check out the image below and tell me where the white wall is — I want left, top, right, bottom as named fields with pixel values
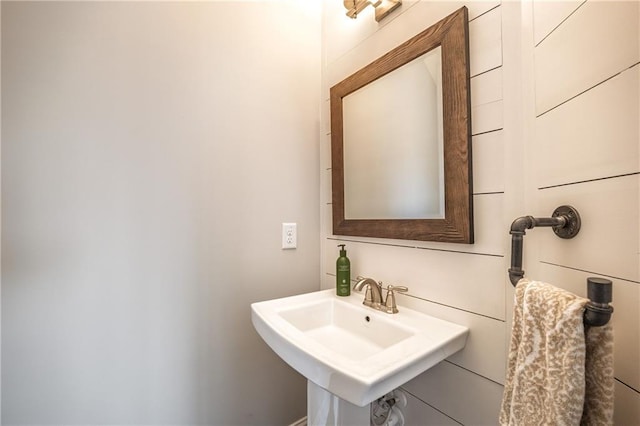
left=1, top=1, right=320, bottom=424
left=321, top=1, right=639, bottom=424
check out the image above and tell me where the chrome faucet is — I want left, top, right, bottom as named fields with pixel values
left=353, top=276, right=384, bottom=308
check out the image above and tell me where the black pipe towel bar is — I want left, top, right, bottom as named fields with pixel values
left=508, top=205, right=613, bottom=327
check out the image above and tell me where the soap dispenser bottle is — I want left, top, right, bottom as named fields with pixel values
left=336, top=244, right=351, bottom=296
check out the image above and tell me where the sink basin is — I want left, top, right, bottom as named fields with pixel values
left=251, top=289, right=469, bottom=406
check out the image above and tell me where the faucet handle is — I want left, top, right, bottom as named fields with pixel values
left=384, top=285, right=408, bottom=314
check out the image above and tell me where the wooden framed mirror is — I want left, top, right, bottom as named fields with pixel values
left=330, top=6, right=472, bottom=243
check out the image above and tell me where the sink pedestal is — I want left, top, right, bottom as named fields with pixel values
left=307, top=381, right=369, bottom=426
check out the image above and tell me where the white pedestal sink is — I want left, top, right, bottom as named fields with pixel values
left=251, top=290, right=469, bottom=425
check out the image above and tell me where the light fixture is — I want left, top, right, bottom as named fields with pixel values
left=343, top=0, right=401, bottom=22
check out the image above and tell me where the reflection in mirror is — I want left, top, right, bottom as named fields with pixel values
left=343, top=47, right=443, bottom=220
left=331, top=6, right=472, bottom=243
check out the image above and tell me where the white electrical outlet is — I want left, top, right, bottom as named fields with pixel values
left=282, top=223, right=297, bottom=249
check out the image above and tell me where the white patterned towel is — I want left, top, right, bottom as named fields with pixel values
left=499, top=279, right=614, bottom=426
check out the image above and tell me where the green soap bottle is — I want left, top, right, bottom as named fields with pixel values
left=336, top=244, right=351, bottom=297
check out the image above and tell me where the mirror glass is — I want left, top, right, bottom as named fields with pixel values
left=343, top=47, right=443, bottom=220
left=331, top=6, right=473, bottom=243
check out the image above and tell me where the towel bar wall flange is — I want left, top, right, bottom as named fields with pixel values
left=508, top=205, right=613, bottom=327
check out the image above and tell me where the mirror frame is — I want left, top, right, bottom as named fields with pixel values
left=330, top=6, right=473, bottom=243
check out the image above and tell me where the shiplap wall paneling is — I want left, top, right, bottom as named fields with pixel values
left=535, top=65, right=639, bottom=188
left=469, top=5, right=502, bottom=77
left=536, top=175, right=639, bottom=283
left=532, top=0, right=585, bottom=46
left=402, top=391, right=461, bottom=425
left=472, top=99, right=502, bottom=135
left=402, top=361, right=503, bottom=425
left=534, top=0, right=639, bottom=115
left=321, top=239, right=505, bottom=319
left=471, top=67, right=503, bottom=136
left=471, top=67, right=502, bottom=105
left=465, top=194, right=503, bottom=255
left=531, top=0, right=640, bottom=420
left=614, top=381, right=640, bottom=425
left=321, top=139, right=331, bottom=197
left=473, top=131, right=504, bottom=194
left=397, top=294, right=506, bottom=384
left=322, top=98, right=331, bottom=141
